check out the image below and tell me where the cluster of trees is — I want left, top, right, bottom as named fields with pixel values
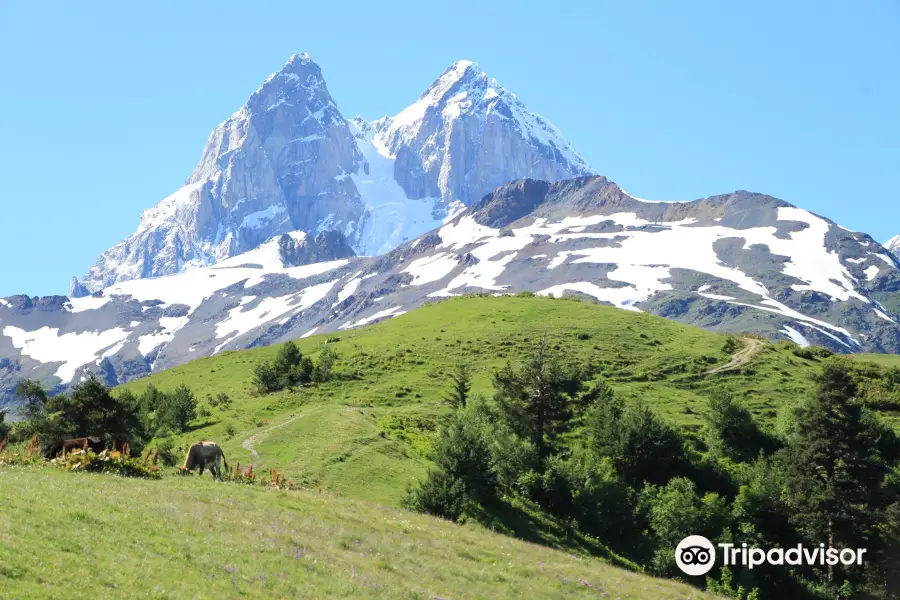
left=252, top=341, right=337, bottom=394
left=404, top=337, right=900, bottom=600
left=6, top=375, right=202, bottom=462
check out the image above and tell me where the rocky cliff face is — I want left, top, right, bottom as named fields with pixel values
left=77, top=55, right=593, bottom=292
left=81, top=54, right=363, bottom=292
left=373, top=60, right=591, bottom=214
left=5, top=176, right=900, bottom=409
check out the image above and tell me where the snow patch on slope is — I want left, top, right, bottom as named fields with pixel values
left=427, top=208, right=870, bottom=345
left=781, top=325, right=811, bottom=347
left=3, top=326, right=130, bottom=383
left=339, top=306, right=407, bottom=330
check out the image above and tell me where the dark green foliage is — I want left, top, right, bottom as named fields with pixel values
left=593, top=398, right=688, bottom=488
left=528, top=451, right=635, bottom=548
left=551, top=453, right=635, bottom=548
left=435, top=404, right=497, bottom=504
left=274, top=340, right=302, bottom=377
left=164, top=385, right=198, bottom=431
left=493, top=335, right=580, bottom=457
left=705, top=392, right=778, bottom=462
left=275, top=340, right=309, bottom=388
left=399, top=336, right=900, bottom=596
left=443, top=362, right=471, bottom=410
left=401, top=468, right=467, bottom=521
left=641, top=477, right=730, bottom=576
left=51, top=375, right=146, bottom=453
left=405, top=401, right=498, bottom=519
left=780, top=362, right=897, bottom=591
left=0, top=409, right=8, bottom=440
left=487, top=421, right=540, bottom=496
left=791, top=346, right=834, bottom=361
left=312, top=348, right=337, bottom=384
left=252, top=341, right=337, bottom=393
left=584, top=385, right=625, bottom=457
left=136, top=383, right=197, bottom=436
left=253, top=361, right=279, bottom=394
left=14, top=375, right=148, bottom=453
left=299, top=355, right=315, bottom=383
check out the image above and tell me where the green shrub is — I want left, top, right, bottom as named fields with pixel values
left=253, top=361, right=279, bottom=394
left=154, top=437, right=179, bottom=467
left=401, top=468, right=468, bottom=521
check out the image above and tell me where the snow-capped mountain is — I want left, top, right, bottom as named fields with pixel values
left=886, top=234, right=900, bottom=257
left=4, top=176, right=900, bottom=408
left=77, top=54, right=592, bottom=293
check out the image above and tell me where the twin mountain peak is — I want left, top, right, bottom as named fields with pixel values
left=74, top=53, right=593, bottom=295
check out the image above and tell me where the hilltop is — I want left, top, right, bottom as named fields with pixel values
left=117, top=295, right=831, bottom=505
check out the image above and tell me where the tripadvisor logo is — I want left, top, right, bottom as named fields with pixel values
left=676, top=535, right=717, bottom=576
left=675, top=535, right=868, bottom=576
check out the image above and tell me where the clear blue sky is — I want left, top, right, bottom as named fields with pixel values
left=1, top=1, right=898, bottom=297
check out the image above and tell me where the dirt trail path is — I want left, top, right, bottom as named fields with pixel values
left=241, top=414, right=302, bottom=467
left=706, top=336, right=764, bottom=374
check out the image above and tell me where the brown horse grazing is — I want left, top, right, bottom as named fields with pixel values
left=179, top=441, right=228, bottom=480
left=43, top=436, right=105, bottom=459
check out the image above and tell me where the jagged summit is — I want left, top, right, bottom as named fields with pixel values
left=379, top=58, right=591, bottom=175
left=286, top=52, right=313, bottom=64
left=76, top=54, right=593, bottom=292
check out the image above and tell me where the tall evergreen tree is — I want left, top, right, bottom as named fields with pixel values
left=609, top=400, right=687, bottom=488
left=274, top=340, right=302, bottom=375
left=444, top=362, right=472, bottom=410
left=493, top=335, right=578, bottom=457
left=783, top=362, right=895, bottom=588
left=705, top=391, right=775, bottom=462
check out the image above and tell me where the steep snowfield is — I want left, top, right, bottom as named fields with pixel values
left=348, top=120, right=451, bottom=255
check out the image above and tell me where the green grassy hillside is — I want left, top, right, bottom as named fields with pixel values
left=120, top=296, right=829, bottom=506
left=0, top=466, right=713, bottom=599
left=848, top=352, right=900, bottom=368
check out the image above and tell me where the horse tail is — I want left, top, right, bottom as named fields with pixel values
left=181, top=444, right=194, bottom=471
left=220, top=448, right=228, bottom=474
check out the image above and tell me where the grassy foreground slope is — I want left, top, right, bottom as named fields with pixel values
left=0, top=466, right=713, bottom=600
left=120, top=296, right=827, bottom=505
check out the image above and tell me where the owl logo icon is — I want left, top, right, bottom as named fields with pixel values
left=675, top=535, right=716, bottom=576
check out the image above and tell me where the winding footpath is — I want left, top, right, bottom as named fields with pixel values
left=706, top=336, right=765, bottom=375
left=241, top=414, right=303, bottom=467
